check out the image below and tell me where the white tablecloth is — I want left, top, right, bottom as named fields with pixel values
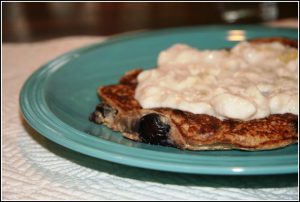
left=3, top=32, right=298, bottom=200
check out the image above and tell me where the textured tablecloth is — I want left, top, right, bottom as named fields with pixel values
left=3, top=30, right=299, bottom=200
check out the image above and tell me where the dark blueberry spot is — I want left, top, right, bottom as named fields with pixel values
left=89, top=112, right=97, bottom=122
left=137, top=113, right=171, bottom=146
left=89, top=103, right=117, bottom=124
left=89, top=111, right=103, bottom=124
left=96, top=103, right=117, bottom=118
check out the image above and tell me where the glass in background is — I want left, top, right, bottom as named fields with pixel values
left=218, top=2, right=278, bottom=24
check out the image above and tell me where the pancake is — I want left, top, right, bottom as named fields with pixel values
left=90, top=37, right=298, bottom=150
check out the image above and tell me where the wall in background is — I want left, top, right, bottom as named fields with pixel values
left=3, top=2, right=298, bottom=42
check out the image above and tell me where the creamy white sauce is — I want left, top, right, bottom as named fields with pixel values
left=135, top=42, right=298, bottom=120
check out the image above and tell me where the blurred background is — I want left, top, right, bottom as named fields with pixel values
left=3, top=2, right=298, bottom=42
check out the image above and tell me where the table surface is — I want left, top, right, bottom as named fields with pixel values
left=2, top=23, right=299, bottom=200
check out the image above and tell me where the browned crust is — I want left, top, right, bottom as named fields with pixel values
left=99, top=79, right=298, bottom=150
left=249, top=37, right=298, bottom=48
left=100, top=84, right=141, bottom=111
left=93, top=37, right=298, bottom=151
left=119, top=69, right=143, bottom=85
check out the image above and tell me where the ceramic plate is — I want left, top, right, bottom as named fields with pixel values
left=20, top=25, right=298, bottom=175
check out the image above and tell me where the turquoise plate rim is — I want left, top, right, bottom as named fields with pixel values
left=20, top=25, right=298, bottom=175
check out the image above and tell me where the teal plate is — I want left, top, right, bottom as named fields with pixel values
left=20, top=25, right=298, bottom=175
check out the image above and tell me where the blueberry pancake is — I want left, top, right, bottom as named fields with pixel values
left=90, top=37, right=298, bottom=150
